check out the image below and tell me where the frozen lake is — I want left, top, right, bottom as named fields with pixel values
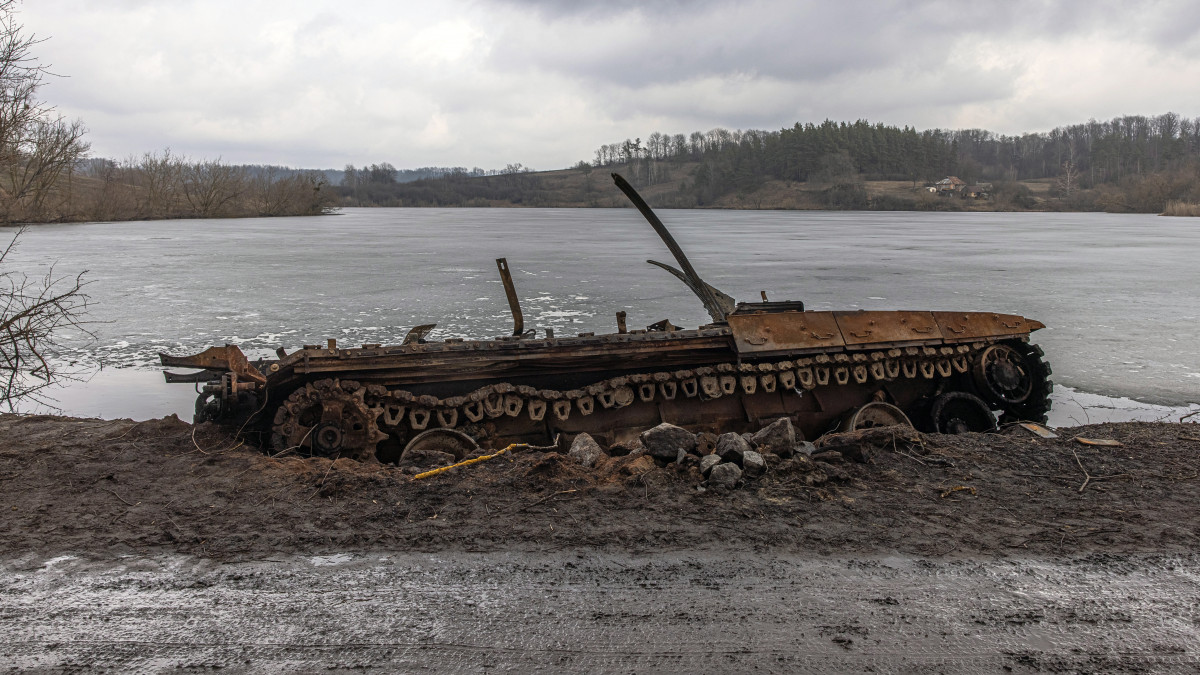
left=4, top=207, right=1198, bottom=422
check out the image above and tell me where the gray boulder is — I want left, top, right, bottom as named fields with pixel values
left=752, top=417, right=796, bottom=455
left=567, top=433, right=605, bottom=468
left=699, top=453, right=722, bottom=477
left=793, top=441, right=816, bottom=457
left=707, top=462, right=743, bottom=488
left=640, top=423, right=697, bottom=461
left=742, top=450, right=766, bottom=478
left=715, top=432, right=751, bottom=463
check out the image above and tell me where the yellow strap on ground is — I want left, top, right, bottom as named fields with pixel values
left=412, top=443, right=527, bottom=480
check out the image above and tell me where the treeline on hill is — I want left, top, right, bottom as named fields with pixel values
left=596, top=114, right=1200, bottom=211
left=363, top=114, right=1200, bottom=212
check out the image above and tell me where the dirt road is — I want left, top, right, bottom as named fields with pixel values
left=2, top=551, right=1197, bottom=673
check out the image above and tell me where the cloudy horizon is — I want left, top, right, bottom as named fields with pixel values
left=19, top=0, right=1200, bottom=171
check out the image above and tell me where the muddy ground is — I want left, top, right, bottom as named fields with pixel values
left=1, top=414, right=1199, bottom=559
left=3, top=414, right=1200, bottom=672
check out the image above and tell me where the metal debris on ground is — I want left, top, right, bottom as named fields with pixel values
left=1074, top=437, right=1124, bottom=447
left=1019, top=422, right=1059, bottom=438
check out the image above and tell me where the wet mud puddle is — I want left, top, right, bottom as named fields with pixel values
left=2, top=551, right=1196, bottom=672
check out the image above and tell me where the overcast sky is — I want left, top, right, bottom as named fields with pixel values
left=19, top=0, right=1200, bottom=171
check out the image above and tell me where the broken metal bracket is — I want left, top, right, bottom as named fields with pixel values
left=496, top=257, right=525, bottom=337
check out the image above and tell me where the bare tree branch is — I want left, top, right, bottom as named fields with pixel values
left=0, top=226, right=93, bottom=409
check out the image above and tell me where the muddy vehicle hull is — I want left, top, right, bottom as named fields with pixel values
left=161, top=174, right=1051, bottom=463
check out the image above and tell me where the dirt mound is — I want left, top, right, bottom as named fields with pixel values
left=2, top=413, right=1198, bottom=559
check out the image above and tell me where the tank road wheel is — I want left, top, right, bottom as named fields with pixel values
left=972, top=344, right=1035, bottom=404
left=843, top=402, right=913, bottom=431
left=398, top=429, right=479, bottom=469
left=930, top=391, right=997, bottom=434
left=972, top=342, right=1053, bottom=424
left=271, top=379, right=386, bottom=461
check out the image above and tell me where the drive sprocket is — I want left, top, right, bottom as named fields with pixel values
left=271, top=379, right=386, bottom=461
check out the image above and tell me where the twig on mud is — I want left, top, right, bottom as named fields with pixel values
left=270, top=425, right=313, bottom=459
left=1079, top=528, right=1122, bottom=537
left=248, top=486, right=290, bottom=509
left=896, top=450, right=927, bottom=465
left=190, top=424, right=209, bottom=455
left=164, top=513, right=184, bottom=531
left=101, top=487, right=136, bottom=506
left=1180, top=410, right=1199, bottom=422
left=1071, top=448, right=1092, bottom=493
left=511, top=489, right=578, bottom=514
left=307, top=461, right=338, bottom=500
left=107, top=420, right=149, bottom=441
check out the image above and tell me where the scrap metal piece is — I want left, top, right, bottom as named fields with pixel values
left=159, top=345, right=266, bottom=385
left=1075, top=437, right=1123, bottom=447
left=496, top=258, right=524, bottom=337
left=402, top=324, right=437, bottom=345
left=612, top=173, right=735, bottom=323
left=1019, top=422, right=1059, bottom=439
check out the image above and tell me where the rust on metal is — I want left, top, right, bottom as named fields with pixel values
left=834, top=310, right=941, bottom=346
left=496, top=258, right=524, bottom=337
left=728, top=305, right=844, bottom=355
left=159, top=344, right=266, bottom=385
left=932, top=311, right=1046, bottom=342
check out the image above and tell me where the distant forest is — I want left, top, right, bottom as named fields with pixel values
left=347, top=113, right=1200, bottom=213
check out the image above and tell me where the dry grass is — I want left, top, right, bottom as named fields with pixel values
left=1162, top=200, right=1200, bottom=216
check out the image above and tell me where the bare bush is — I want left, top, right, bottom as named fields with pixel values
left=0, top=227, right=90, bottom=408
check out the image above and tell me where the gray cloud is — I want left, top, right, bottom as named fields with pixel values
left=15, top=0, right=1200, bottom=169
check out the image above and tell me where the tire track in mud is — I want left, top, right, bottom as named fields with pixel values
left=2, top=552, right=1197, bottom=673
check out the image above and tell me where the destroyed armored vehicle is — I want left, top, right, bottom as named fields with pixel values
left=161, top=174, right=1052, bottom=463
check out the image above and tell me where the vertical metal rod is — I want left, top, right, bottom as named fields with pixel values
left=496, top=258, right=524, bottom=337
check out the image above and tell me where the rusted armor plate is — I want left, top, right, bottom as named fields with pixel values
left=932, top=312, right=1046, bottom=342
left=727, top=310, right=844, bottom=355
left=834, top=311, right=941, bottom=347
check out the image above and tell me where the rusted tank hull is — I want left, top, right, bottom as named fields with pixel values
left=162, top=309, right=1051, bottom=463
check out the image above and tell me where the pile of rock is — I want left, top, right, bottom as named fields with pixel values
left=564, top=417, right=888, bottom=491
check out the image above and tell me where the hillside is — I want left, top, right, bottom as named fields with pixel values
left=335, top=114, right=1200, bottom=213
left=337, top=161, right=1061, bottom=212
